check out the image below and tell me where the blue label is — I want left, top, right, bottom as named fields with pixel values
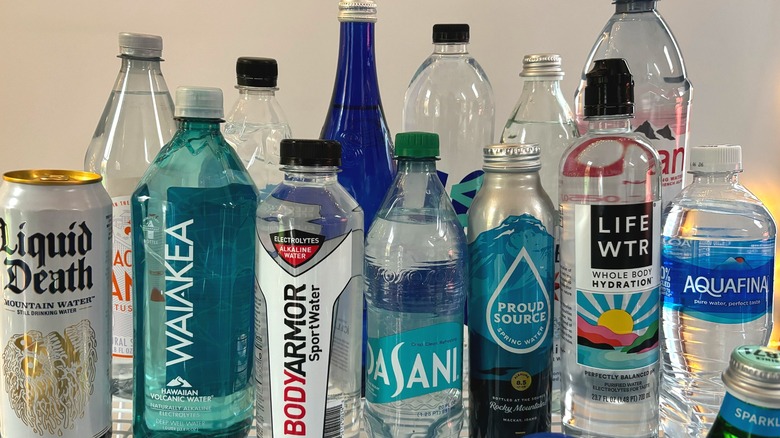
left=661, top=238, right=775, bottom=323
left=444, top=169, right=484, bottom=228
left=720, top=392, right=780, bottom=436
left=365, top=322, right=462, bottom=403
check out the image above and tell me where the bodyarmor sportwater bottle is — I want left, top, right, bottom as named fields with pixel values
left=559, top=59, right=662, bottom=437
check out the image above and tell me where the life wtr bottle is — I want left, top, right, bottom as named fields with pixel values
left=661, top=145, right=776, bottom=437
left=574, top=0, right=692, bottom=208
left=84, top=32, right=176, bottom=398
left=131, top=86, right=256, bottom=437
left=468, top=144, right=555, bottom=436
left=255, top=139, right=364, bottom=438
left=364, top=132, right=467, bottom=438
left=559, top=58, right=662, bottom=437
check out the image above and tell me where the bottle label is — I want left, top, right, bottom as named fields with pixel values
left=257, top=228, right=360, bottom=438
left=632, top=117, right=687, bottom=206
left=442, top=169, right=484, bottom=228
left=111, top=196, right=133, bottom=360
left=662, top=238, right=775, bottom=323
left=469, top=214, right=554, bottom=433
left=365, top=322, right=462, bottom=404
left=719, top=392, right=780, bottom=436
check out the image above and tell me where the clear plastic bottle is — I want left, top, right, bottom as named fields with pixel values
left=573, top=0, right=692, bottom=208
left=83, top=32, right=176, bottom=399
left=132, top=87, right=256, bottom=437
left=501, top=53, right=580, bottom=413
left=660, top=145, right=776, bottom=438
left=224, top=57, right=292, bottom=200
left=559, top=58, right=662, bottom=437
left=364, top=132, right=467, bottom=438
left=403, top=23, right=495, bottom=227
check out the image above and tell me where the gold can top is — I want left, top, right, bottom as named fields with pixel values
left=3, top=169, right=103, bottom=185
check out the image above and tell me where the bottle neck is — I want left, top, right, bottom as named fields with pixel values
left=615, top=0, right=656, bottom=13
left=586, top=116, right=633, bottom=134
left=331, top=21, right=381, bottom=106
left=117, top=56, right=168, bottom=92
left=236, top=86, right=278, bottom=99
left=177, top=118, right=223, bottom=132
left=433, top=43, right=468, bottom=55
left=690, top=171, right=740, bottom=186
left=398, top=158, right=438, bottom=174
left=483, top=168, right=542, bottom=187
left=520, top=78, right=563, bottom=98
left=283, top=166, right=340, bottom=184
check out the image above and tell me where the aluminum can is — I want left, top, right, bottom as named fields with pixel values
left=0, top=170, right=112, bottom=438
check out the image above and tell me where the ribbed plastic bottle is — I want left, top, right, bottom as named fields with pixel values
left=84, top=32, right=176, bottom=399
left=364, top=132, right=467, bottom=438
left=559, top=58, right=662, bottom=437
left=131, top=86, right=256, bottom=437
left=224, top=57, right=292, bottom=200
left=403, top=23, right=495, bottom=227
left=501, top=53, right=580, bottom=413
left=660, top=145, right=776, bottom=438
left=574, top=0, right=692, bottom=208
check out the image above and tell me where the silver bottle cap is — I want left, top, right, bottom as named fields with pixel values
left=483, top=144, right=541, bottom=171
left=520, top=53, right=564, bottom=80
left=722, top=345, right=780, bottom=408
left=338, top=0, right=377, bottom=22
left=119, top=32, right=163, bottom=58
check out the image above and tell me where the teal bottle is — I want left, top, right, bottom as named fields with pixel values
left=131, top=86, right=256, bottom=437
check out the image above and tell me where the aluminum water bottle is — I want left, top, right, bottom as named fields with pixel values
left=660, top=145, right=776, bottom=438
left=574, top=0, right=692, bottom=208
left=559, top=58, right=662, bottom=437
left=224, top=57, right=292, bottom=200
left=84, top=32, right=176, bottom=399
left=501, top=53, right=580, bottom=413
left=364, top=132, right=467, bottom=438
left=256, top=139, right=364, bottom=437
left=403, top=23, right=495, bottom=227
left=468, top=144, right=555, bottom=436
left=131, top=87, right=256, bottom=437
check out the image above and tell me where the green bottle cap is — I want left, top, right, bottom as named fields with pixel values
left=395, top=132, right=439, bottom=158
left=723, top=345, right=780, bottom=406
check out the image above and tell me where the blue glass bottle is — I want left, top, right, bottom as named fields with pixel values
left=132, top=86, right=256, bottom=437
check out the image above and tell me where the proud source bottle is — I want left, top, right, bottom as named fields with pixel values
left=84, top=32, right=176, bottom=398
left=255, top=139, right=364, bottom=437
left=364, top=132, right=467, bottom=438
left=574, top=0, right=692, bottom=207
left=660, top=145, right=776, bottom=438
left=559, top=58, right=662, bottom=437
left=501, top=53, right=580, bottom=413
left=224, top=57, right=292, bottom=200
left=468, top=144, right=555, bottom=436
left=131, top=87, right=256, bottom=437
left=403, top=23, right=495, bottom=227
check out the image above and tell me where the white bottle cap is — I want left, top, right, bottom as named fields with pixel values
left=174, top=86, right=224, bottom=119
left=688, top=144, right=743, bottom=173
left=118, top=32, right=163, bottom=58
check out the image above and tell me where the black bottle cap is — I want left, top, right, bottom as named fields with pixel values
left=280, top=139, right=341, bottom=167
left=583, top=58, right=634, bottom=118
left=236, top=57, right=278, bottom=87
left=432, top=24, right=469, bottom=43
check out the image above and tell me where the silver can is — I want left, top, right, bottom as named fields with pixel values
left=0, top=170, right=112, bottom=438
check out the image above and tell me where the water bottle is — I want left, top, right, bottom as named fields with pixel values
left=131, top=86, right=256, bottom=437
left=501, top=53, right=580, bottom=413
left=403, top=23, right=495, bottom=227
left=660, top=144, right=776, bottom=438
left=574, top=0, right=692, bottom=208
left=84, top=32, right=176, bottom=399
left=224, top=57, right=292, bottom=200
left=559, top=58, right=662, bottom=437
left=364, top=132, right=467, bottom=438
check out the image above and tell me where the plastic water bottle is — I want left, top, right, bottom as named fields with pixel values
left=403, top=23, right=495, bottom=227
left=574, top=0, right=692, bottom=208
left=224, top=57, right=292, bottom=200
left=131, top=87, right=256, bottom=436
left=660, top=145, right=776, bottom=438
left=559, top=58, right=662, bottom=437
left=84, top=32, right=176, bottom=399
left=364, top=132, right=467, bottom=438
left=501, top=53, right=580, bottom=413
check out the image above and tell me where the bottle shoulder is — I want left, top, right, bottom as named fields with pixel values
left=259, top=181, right=363, bottom=229
left=406, top=55, right=493, bottom=96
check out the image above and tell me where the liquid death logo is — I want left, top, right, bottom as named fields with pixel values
left=271, top=230, right=324, bottom=268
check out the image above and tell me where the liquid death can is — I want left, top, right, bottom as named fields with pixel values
left=0, top=170, right=112, bottom=438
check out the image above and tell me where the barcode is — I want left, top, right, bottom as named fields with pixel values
left=323, top=401, right=344, bottom=438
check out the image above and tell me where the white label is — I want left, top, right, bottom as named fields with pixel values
left=111, top=196, right=133, bottom=359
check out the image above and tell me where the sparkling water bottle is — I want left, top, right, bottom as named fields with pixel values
left=660, top=145, right=776, bottom=438
left=224, top=57, right=292, bottom=200
left=559, top=58, right=662, bottom=437
left=132, top=86, right=256, bottom=437
left=84, top=32, right=176, bottom=399
left=364, top=132, right=467, bottom=438
left=403, top=23, right=495, bottom=227
left=574, top=0, right=692, bottom=208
